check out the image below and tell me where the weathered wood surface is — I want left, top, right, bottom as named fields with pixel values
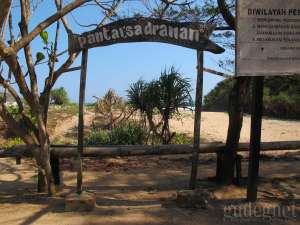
left=68, top=17, right=225, bottom=54
left=1, top=141, right=299, bottom=158
left=77, top=48, right=88, bottom=194
left=190, top=50, right=204, bottom=189
left=247, top=76, right=264, bottom=202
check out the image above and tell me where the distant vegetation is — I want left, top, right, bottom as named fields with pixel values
left=204, top=76, right=300, bottom=119
left=50, top=87, right=70, bottom=105
left=92, top=89, right=133, bottom=130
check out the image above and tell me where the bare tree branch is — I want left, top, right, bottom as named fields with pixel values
left=54, top=0, right=73, bottom=34
left=217, top=0, right=235, bottom=30
left=4, top=52, right=33, bottom=105
left=204, top=67, right=233, bottom=79
left=20, top=0, right=39, bottom=105
left=97, top=0, right=121, bottom=27
left=9, top=0, right=92, bottom=54
left=0, top=72, right=24, bottom=112
left=0, top=0, right=12, bottom=38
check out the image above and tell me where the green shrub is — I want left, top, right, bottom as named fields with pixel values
left=3, top=137, right=24, bottom=148
left=50, top=87, right=70, bottom=105
left=110, top=122, right=147, bottom=145
left=84, top=122, right=147, bottom=146
left=170, top=133, right=192, bottom=144
left=84, top=130, right=110, bottom=146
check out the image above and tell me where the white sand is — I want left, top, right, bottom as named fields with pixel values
left=170, top=111, right=300, bottom=143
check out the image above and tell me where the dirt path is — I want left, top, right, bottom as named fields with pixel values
left=0, top=152, right=299, bottom=225
left=50, top=111, right=95, bottom=143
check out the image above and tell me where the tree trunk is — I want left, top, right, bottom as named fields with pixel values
left=40, top=142, right=56, bottom=195
left=36, top=109, right=56, bottom=196
left=216, top=77, right=248, bottom=185
left=161, top=112, right=170, bottom=144
left=37, top=169, right=47, bottom=192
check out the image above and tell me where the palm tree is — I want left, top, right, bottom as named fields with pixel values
left=127, top=67, right=192, bottom=144
left=156, top=67, right=193, bottom=143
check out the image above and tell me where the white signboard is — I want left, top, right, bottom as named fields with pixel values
left=237, top=0, right=300, bottom=76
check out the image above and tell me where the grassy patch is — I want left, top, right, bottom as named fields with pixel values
left=84, top=122, right=147, bottom=146
left=3, top=137, right=24, bottom=148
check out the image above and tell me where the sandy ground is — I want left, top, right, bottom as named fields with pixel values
left=1, top=110, right=298, bottom=144
left=50, top=111, right=94, bottom=144
left=170, top=111, right=300, bottom=142
left=0, top=152, right=299, bottom=225
left=0, top=111, right=300, bottom=224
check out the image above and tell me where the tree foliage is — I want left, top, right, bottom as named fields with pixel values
left=204, top=76, right=300, bottom=119
left=50, top=87, right=70, bottom=105
left=127, top=67, right=192, bottom=144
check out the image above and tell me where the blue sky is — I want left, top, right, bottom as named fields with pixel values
left=55, top=43, right=225, bottom=103
left=6, top=1, right=229, bottom=103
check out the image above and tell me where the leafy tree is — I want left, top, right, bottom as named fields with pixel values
left=50, top=87, right=70, bottom=105
left=205, top=76, right=300, bottom=119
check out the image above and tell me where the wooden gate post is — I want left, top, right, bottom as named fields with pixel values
left=189, top=50, right=204, bottom=189
left=77, top=48, right=88, bottom=194
left=247, top=76, right=264, bottom=201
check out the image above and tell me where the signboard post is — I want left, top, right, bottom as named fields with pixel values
left=77, top=48, right=88, bottom=194
left=189, top=50, right=204, bottom=189
left=237, top=0, right=300, bottom=201
left=247, top=76, right=264, bottom=202
left=237, top=0, right=300, bottom=76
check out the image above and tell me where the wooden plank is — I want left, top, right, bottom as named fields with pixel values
left=77, top=48, right=88, bottom=194
left=247, top=77, right=264, bottom=202
left=68, top=17, right=225, bottom=54
left=189, top=50, right=204, bottom=189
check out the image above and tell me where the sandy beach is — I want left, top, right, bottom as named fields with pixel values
left=170, top=111, right=300, bottom=143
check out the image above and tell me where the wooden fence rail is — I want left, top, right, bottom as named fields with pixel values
left=0, top=141, right=299, bottom=159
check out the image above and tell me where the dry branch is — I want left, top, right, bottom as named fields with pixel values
left=204, top=67, right=232, bottom=78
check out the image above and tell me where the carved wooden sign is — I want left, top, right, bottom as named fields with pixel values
left=68, top=17, right=224, bottom=54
